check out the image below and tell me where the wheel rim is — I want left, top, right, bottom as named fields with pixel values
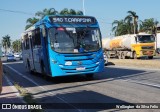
left=134, top=52, right=137, bottom=59
left=121, top=53, right=125, bottom=59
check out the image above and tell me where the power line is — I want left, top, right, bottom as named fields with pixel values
left=0, top=8, right=34, bottom=16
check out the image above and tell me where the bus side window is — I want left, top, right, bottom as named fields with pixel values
left=34, top=28, right=41, bottom=48
left=24, top=34, right=30, bottom=50
left=26, top=38, right=30, bottom=49
left=32, top=30, right=36, bottom=48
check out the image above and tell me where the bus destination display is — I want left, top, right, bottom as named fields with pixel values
left=49, top=16, right=96, bottom=24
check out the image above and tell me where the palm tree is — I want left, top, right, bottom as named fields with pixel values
left=12, top=40, right=21, bottom=52
left=60, top=8, right=83, bottom=15
left=112, top=20, right=121, bottom=36
left=2, top=35, right=11, bottom=54
left=112, top=20, right=129, bottom=36
left=125, top=11, right=139, bottom=34
left=35, top=8, right=58, bottom=18
left=25, top=8, right=83, bottom=30
left=139, top=18, right=159, bottom=34
left=25, top=17, right=39, bottom=30
left=76, top=10, right=83, bottom=15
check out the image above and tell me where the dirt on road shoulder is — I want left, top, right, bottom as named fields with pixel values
left=108, top=59, right=160, bottom=69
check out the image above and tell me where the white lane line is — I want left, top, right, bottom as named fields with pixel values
left=3, top=61, right=23, bottom=64
left=4, top=64, right=82, bottom=112
left=122, top=79, right=160, bottom=88
left=106, top=65, right=160, bottom=71
left=3, top=74, right=26, bottom=103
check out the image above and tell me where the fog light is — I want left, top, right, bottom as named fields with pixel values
left=59, top=65, right=63, bottom=67
left=96, top=62, right=99, bottom=65
left=52, top=59, right=57, bottom=64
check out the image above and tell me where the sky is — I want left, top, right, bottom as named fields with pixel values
left=0, top=0, right=160, bottom=42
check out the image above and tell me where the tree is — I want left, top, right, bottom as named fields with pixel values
left=12, top=39, right=21, bottom=52
left=125, top=11, right=139, bottom=34
left=60, top=8, right=83, bottom=15
left=35, top=8, right=58, bottom=18
left=25, top=8, right=83, bottom=30
left=25, top=17, right=39, bottom=30
left=139, top=18, right=159, bottom=34
left=2, top=35, right=11, bottom=54
left=112, top=20, right=130, bottom=36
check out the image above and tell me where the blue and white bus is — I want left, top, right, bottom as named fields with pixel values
left=21, top=15, right=104, bottom=78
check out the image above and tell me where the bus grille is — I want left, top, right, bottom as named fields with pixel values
left=60, top=53, right=99, bottom=73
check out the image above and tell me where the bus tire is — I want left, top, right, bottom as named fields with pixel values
left=121, top=52, right=125, bottom=59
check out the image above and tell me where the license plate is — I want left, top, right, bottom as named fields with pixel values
left=76, top=67, right=85, bottom=71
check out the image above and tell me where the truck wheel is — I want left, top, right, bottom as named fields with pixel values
left=133, top=52, right=137, bottom=59
left=121, top=52, right=125, bottom=59
left=118, top=53, right=121, bottom=59
left=106, top=52, right=110, bottom=59
left=148, top=56, right=153, bottom=59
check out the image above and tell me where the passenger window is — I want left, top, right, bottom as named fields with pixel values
left=35, top=28, right=41, bottom=47
left=24, top=34, right=30, bottom=50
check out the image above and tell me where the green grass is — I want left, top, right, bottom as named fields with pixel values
left=14, top=82, right=43, bottom=112
left=3, top=66, right=43, bottom=112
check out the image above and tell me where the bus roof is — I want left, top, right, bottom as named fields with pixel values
left=24, top=15, right=98, bottom=32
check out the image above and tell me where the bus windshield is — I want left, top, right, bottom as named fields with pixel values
left=137, top=35, right=155, bottom=43
left=49, top=27, right=101, bottom=53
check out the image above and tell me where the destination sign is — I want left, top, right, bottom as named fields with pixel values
left=49, top=16, right=96, bottom=24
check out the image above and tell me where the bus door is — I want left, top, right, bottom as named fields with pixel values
left=28, top=32, right=35, bottom=71
left=32, top=28, right=42, bottom=73
left=22, top=34, right=31, bottom=71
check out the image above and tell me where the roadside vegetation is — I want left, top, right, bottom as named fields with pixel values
left=25, top=8, right=83, bottom=30
left=3, top=67, right=43, bottom=112
left=108, top=58, right=160, bottom=69
left=112, top=10, right=159, bottom=36
left=12, top=39, right=21, bottom=52
left=2, top=35, right=11, bottom=54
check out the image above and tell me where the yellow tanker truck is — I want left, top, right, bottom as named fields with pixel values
left=102, top=33, right=155, bottom=59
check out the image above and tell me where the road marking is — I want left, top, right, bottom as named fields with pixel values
left=106, top=65, right=160, bottom=71
left=3, top=61, right=23, bottom=65
left=122, top=79, right=160, bottom=88
left=4, top=64, right=82, bottom=112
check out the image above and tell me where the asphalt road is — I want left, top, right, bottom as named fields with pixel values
left=2, top=60, right=160, bottom=112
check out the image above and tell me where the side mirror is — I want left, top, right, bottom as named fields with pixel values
left=42, top=25, right=46, bottom=38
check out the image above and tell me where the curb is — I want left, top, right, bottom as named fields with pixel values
left=3, top=73, right=26, bottom=103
